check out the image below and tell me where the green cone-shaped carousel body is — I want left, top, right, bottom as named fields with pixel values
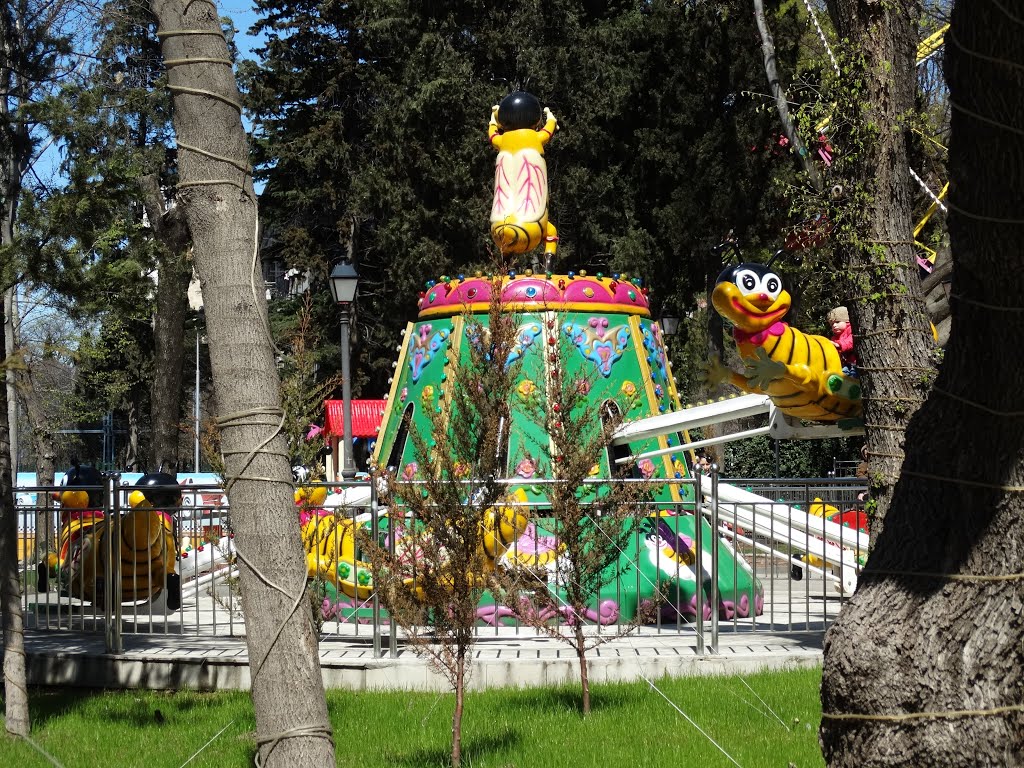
left=351, top=271, right=762, bottom=625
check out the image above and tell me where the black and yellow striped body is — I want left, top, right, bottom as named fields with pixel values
left=711, top=261, right=862, bottom=424
left=734, top=325, right=861, bottom=422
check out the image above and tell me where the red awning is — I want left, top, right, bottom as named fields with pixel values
left=324, top=399, right=387, bottom=438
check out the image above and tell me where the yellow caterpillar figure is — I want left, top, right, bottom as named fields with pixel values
left=298, top=489, right=529, bottom=601
left=710, top=262, right=862, bottom=424
left=489, top=91, right=559, bottom=259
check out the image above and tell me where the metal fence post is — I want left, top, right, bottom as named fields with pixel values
left=371, top=479, right=381, bottom=658
left=104, top=474, right=123, bottom=654
left=692, top=464, right=704, bottom=656
left=387, top=480, right=398, bottom=659
left=709, top=464, right=720, bottom=655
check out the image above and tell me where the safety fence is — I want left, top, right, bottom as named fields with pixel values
left=17, top=472, right=867, bottom=657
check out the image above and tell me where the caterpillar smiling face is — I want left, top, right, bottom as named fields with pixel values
left=711, top=263, right=792, bottom=334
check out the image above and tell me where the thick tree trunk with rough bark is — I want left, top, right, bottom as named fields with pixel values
left=141, top=174, right=191, bottom=473
left=0, top=5, right=29, bottom=735
left=0, top=324, right=26, bottom=737
left=820, top=5, right=1024, bottom=766
left=824, top=0, right=935, bottom=538
left=149, top=252, right=189, bottom=472
left=149, top=2, right=334, bottom=765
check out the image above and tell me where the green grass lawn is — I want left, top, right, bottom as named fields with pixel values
left=0, top=667, right=824, bottom=767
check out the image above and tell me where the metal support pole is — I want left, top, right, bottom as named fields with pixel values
left=693, top=464, right=704, bottom=656
left=371, top=480, right=381, bottom=657
left=104, top=474, right=123, bottom=654
left=340, top=308, right=356, bottom=481
left=709, top=464, right=720, bottom=654
left=194, top=332, right=201, bottom=473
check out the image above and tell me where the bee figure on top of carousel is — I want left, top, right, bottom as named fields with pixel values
left=707, top=244, right=863, bottom=427
left=488, top=90, right=559, bottom=269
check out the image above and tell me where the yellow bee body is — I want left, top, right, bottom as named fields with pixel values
left=488, top=92, right=559, bottom=257
left=711, top=263, right=862, bottom=423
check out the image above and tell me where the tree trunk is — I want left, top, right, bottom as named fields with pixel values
left=149, top=3, right=334, bottom=765
left=31, top=430, right=55, bottom=564
left=452, top=652, right=465, bottom=768
left=0, top=315, right=27, bottom=736
left=575, top=623, right=591, bottom=715
left=149, top=252, right=189, bottom=472
left=824, top=0, right=934, bottom=536
left=752, top=0, right=823, bottom=191
left=4, top=287, right=17, bottom=476
left=141, top=174, right=190, bottom=474
left=0, top=4, right=29, bottom=732
left=821, top=6, right=1024, bottom=766
left=125, top=392, right=140, bottom=471
left=20, top=359, right=60, bottom=562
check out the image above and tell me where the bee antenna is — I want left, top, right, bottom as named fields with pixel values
left=710, top=234, right=742, bottom=265
left=766, top=248, right=786, bottom=268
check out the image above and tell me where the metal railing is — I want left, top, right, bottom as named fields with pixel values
left=17, top=472, right=867, bottom=656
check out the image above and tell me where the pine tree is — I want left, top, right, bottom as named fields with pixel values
left=365, top=274, right=524, bottom=768
left=242, top=0, right=787, bottom=397
left=21, top=0, right=190, bottom=472
left=497, top=359, right=654, bottom=715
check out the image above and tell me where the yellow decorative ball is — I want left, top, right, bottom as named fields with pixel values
left=60, top=490, right=90, bottom=509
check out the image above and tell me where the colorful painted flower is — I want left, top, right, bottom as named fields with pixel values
left=575, top=378, right=591, bottom=396
left=515, top=457, right=538, bottom=479
left=588, top=463, right=601, bottom=477
left=621, top=380, right=638, bottom=398
left=399, top=387, right=408, bottom=403
left=421, top=386, right=435, bottom=407
left=453, top=461, right=471, bottom=479
left=517, top=379, right=538, bottom=402
left=638, top=458, right=656, bottom=480
left=401, top=462, right=419, bottom=481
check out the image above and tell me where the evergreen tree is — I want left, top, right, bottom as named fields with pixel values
left=242, top=0, right=788, bottom=396
left=21, top=0, right=191, bottom=471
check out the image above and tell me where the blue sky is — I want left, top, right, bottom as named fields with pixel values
left=222, top=2, right=265, bottom=60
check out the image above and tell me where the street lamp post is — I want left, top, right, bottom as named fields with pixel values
left=194, top=331, right=201, bottom=473
left=329, top=261, right=360, bottom=480
left=659, top=313, right=680, bottom=338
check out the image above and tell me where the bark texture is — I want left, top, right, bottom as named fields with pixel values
left=753, top=0, right=823, bottom=190
left=149, top=3, right=334, bottom=765
left=820, top=5, right=1024, bottom=766
left=0, top=323, right=26, bottom=736
left=825, top=0, right=935, bottom=538
left=141, top=173, right=190, bottom=473
left=0, top=1, right=29, bottom=737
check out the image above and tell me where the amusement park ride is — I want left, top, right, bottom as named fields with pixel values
left=44, top=86, right=884, bottom=624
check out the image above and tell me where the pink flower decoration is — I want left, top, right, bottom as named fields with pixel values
left=515, top=457, right=537, bottom=479
left=638, top=459, right=656, bottom=479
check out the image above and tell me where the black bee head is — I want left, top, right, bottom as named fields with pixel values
left=711, top=263, right=791, bottom=333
